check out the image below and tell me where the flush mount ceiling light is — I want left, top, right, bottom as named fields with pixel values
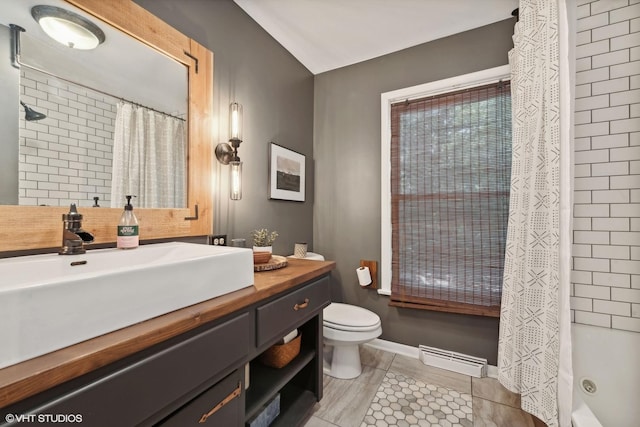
left=31, top=5, right=105, bottom=50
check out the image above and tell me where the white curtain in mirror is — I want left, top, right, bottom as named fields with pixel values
left=110, top=102, right=186, bottom=208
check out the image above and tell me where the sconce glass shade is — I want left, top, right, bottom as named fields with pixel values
left=229, top=102, right=243, bottom=142
left=230, top=161, right=242, bottom=200
left=31, top=5, right=105, bottom=50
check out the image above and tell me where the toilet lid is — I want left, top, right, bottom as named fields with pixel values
left=323, top=303, right=381, bottom=331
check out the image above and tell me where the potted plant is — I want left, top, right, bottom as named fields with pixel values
left=251, top=228, right=278, bottom=252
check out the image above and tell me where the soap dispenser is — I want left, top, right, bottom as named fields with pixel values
left=117, top=195, right=139, bottom=249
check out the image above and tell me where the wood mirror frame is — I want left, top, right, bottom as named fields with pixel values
left=0, top=0, right=213, bottom=253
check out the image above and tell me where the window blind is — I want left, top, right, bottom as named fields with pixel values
left=389, top=81, right=511, bottom=317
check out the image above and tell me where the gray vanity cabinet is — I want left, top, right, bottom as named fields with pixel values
left=1, top=274, right=331, bottom=427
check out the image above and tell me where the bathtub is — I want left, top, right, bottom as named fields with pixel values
left=571, top=323, right=640, bottom=427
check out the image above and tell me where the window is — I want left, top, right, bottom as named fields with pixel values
left=380, top=66, right=511, bottom=317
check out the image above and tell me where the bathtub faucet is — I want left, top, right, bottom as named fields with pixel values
left=59, top=204, right=94, bottom=255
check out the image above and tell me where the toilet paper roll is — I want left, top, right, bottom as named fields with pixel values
left=357, top=266, right=372, bottom=287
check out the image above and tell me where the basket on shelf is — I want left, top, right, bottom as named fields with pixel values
left=259, top=334, right=301, bottom=369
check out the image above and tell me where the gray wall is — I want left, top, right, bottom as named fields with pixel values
left=313, top=19, right=515, bottom=364
left=135, top=0, right=315, bottom=255
left=1, top=24, right=19, bottom=205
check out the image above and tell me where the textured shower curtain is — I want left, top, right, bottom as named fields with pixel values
left=111, top=101, right=186, bottom=208
left=498, top=1, right=574, bottom=427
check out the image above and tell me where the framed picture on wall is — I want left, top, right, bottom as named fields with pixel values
left=269, top=142, right=305, bottom=202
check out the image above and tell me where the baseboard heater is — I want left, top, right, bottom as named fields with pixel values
left=418, top=345, right=487, bottom=378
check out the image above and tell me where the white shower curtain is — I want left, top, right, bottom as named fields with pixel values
left=498, top=1, right=574, bottom=427
left=111, top=101, right=186, bottom=208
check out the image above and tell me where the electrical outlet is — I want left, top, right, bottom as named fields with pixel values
left=209, top=234, right=227, bottom=246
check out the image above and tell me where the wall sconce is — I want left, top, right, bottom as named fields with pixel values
left=215, top=102, right=243, bottom=200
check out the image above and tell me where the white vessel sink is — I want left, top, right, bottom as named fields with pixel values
left=0, top=242, right=254, bottom=369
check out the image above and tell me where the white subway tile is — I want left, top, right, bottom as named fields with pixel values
left=632, top=103, right=640, bottom=117
left=632, top=132, right=640, bottom=146
left=593, top=244, right=631, bottom=259
left=575, top=137, right=592, bottom=152
left=611, top=231, right=640, bottom=245
left=592, top=161, right=629, bottom=176
left=577, top=3, right=591, bottom=19
left=575, top=310, right=612, bottom=327
left=575, top=149, right=611, bottom=164
left=573, top=270, right=593, bottom=286
left=610, top=203, right=640, bottom=216
left=576, top=67, right=611, bottom=85
left=611, top=117, right=640, bottom=133
left=575, top=83, right=592, bottom=99
left=575, top=177, right=610, bottom=190
left=593, top=49, right=630, bottom=69
left=575, top=163, right=592, bottom=177
left=574, top=230, right=611, bottom=244
left=573, top=243, right=593, bottom=256
left=576, top=57, right=592, bottom=73
left=593, top=190, right=630, bottom=203
left=633, top=304, right=640, bottom=317
left=611, top=146, right=640, bottom=161
left=593, top=271, right=631, bottom=288
left=575, top=283, right=612, bottom=299
left=575, top=110, right=592, bottom=125
left=594, top=299, right=631, bottom=316
left=59, top=184, right=79, bottom=192
left=611, top=3, right=640, bottom=23
left=593, top=105, right=630, bottom=122
left=611, top=288, right=640, bottom=304
left=612, top=316, right=640, bottom=332
left=611, top=61, right=640, bottom=79
left=632, top=218, right=640, bottom=232
left=611, top=174, right=640, bottom=189
left=611, top=89, right=640, bottom=106
left=575, top=257, right=611, bottom=272
left=591, top=133, right=629, bottom=149
left=592, top=0, right=630, bottom=14
left=633, top=275, right=640, bottom=289
left=571, top=296, right=593, bottom=312
left=611, top=259, right=640, bottom=274
left=574, top=190, right=592, bottom=204
left=593, top=21, right=630, bottom=42
left=592, top=218, right=630, bottom=231
left=632, top=189, right=640, bottom=202
left=574, top=203, right=609, bottom=217
left=592, top=77, right=630, bottom=95
left=578, top=12, right=610, bottom=32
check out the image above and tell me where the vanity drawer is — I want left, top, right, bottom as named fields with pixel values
left=157, top=369, right=244, bottom=426
left=19, top=312, right=251, bottom=426
left=256, top=277, right=330, bottom=347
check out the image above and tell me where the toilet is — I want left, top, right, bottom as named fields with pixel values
left=323, top=302, right=382, bottom=379
left=291, top=252, right=383, bottom=379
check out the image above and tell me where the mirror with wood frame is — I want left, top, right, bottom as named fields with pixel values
left=0, top=0, right=213, bottom=253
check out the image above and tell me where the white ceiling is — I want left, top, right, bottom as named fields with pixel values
left=233, top=0, right=518, bottom=75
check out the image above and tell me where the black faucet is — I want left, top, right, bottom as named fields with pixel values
left=59, top=204, right=95, bottom=255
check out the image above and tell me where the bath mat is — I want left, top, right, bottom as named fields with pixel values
left=361, top=371, right=473, bottom=427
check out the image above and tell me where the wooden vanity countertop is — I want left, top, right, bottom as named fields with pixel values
left=0, top=258, right=335, bottom=408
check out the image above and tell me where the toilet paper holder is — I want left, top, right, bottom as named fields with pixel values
left=359, top=260, right=378, bottom=289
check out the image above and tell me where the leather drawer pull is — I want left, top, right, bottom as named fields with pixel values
left=199, top=382, right=242, bottom=423
left=294, top=298, right=310, bottom=311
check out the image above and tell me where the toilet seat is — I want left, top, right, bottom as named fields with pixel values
left=323, top=303, right=381, bottom=332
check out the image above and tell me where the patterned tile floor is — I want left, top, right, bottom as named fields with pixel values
left=305, top=345, right=544, bottom=427
left=362, top=371, right=473, bottom=427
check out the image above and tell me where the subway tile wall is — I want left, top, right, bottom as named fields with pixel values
left=572, top=0, right=640, bottom=332
left=19, top=68, right=117, bottom=207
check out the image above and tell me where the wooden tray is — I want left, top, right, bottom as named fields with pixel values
left=254, top=255, right=288, bottom=272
